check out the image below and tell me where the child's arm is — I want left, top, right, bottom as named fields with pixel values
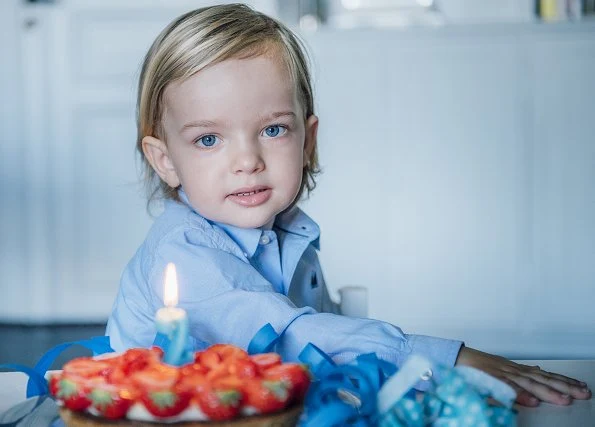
left=105, top=266, right=156, bottom=351
left=456, top=346, right=591, bottom=406
left=107, top=237, right=462, bottom=390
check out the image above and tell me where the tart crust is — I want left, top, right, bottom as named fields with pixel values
left=59, top=404, right=303, bottom=427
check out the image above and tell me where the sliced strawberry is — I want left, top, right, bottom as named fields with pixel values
left=56, top=375, right=105, bottom=411
left=48, top=373, right=62, bottom=397
left=180, top=362, right=208, bottom=378
left=208, top=344, right=249, bottom=361
left=206, top=363, right=231, bottom=382
left=89, top=382, right=137, bottom=419
left=108, top=348, right=161, bottom=384
left=251, top=353, right=282, bottom=371
left=227, top=358, right=258, bottom=379
left=150, top=346, right=164, bottom=359
left=204, top=357, right=258, bottom=381
left=63, top=358, right=112, bottom=378
left=242, top=378, right=290, bottom=413
left=195, top=384, right=242, bottom=421
left=196, top=350, right=222, bottom=370
left=121, top=347, right=161, bottom=369
left=130, top=363, right=179, bottom=389
left=107, top=366, right=129, bottom=385
left=141, top=388, right=191, bottom=418
left=265, top=363, right=311, bottom=401
left=178, top=372, right=208, bottom=395
left=211, top=376, right=244, bottom=390
left=132, top=364, right=190, bottom=417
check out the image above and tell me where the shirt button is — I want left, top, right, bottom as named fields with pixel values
left=421, top=369, right=433, bottom=381
left=259, top=235, right=271, bottom=245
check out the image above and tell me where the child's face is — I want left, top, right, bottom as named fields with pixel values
left=143, top=54, right=318, bottom=228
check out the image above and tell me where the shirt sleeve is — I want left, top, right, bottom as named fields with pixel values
left=105, top=248, right=158, bottom=351
left=107, top=231, right=462, bottom=390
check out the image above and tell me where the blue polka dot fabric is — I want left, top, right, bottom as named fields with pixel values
left=294, top=342, right=517, bottom=427
left=378, top=365, right=516, bottom=427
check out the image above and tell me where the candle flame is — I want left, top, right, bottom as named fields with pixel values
left=164, top=263, right=178, bottom=307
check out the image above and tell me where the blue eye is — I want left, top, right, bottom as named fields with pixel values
left=263, top=125, right=287, bottom=138
left=195, top=134, right=219, bottom=148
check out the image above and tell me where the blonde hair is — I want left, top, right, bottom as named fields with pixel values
left=136, top=3, right=320, bottom=210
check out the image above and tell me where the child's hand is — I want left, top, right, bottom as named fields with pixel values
left=455, top=346, right=591, bottom=406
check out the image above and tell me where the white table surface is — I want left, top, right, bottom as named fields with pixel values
left=1, top=360, right=593, bottom=426
left=513, top=360, right=595, bottom=426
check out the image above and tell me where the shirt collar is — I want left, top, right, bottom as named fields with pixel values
left=178, top=188, right=320, bottom=255
left=215, top=222, right=262, bottom=259
left=275, top=206, right=321, bottom=250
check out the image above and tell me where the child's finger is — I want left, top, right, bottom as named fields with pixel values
left=539, top=374, right=591, bottom=400
left=515, top=391, right=540, bottom=407
left=505, top=373, right=573, bottom=406
left=521, top=371, right=575, bottom=396
left=499, top=378, right=540, bottom=407
left=537, top=370, right=589, bottom=389
left=518, top=368, right=592, bottom=400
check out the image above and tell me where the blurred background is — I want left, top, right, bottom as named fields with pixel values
left=1, top=0, right=594, bottom=367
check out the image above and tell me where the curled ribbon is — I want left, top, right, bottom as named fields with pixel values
left=0, top=336, right=115, bottom=427
left=24, top=336, right=114, bottom=398
left=248, top=324, right=517, bottom=426
left=297, top=344, right=411, bottom=426
left=4, top=324, right=516, bottom=427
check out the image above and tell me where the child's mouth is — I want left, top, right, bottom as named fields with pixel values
left=231, top=189, right=267, bottom=197
left=227, top=187, right=272, bottom=207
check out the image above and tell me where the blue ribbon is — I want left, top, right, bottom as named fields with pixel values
left=299, top=350, right=396, bottom=426
left=356, top=353, right=397, bottom=389
left=245, top=316, right=306, bottom=355
left=4, top=325, right=516, bottom=427
left=247, top=323, right=281, bottom=355
left=247, top=323, right=516, bottom=426
left=298, top=343, right=337, bottom=377
left=25, top=336, right=114, bottom=398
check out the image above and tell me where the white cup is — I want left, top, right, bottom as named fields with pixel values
left=338, top=286, right=368, bottom=318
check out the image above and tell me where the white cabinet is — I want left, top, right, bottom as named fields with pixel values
left=0, top=0, right=593, bottom=358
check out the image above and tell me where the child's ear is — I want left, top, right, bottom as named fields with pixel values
left=304, top=114, right=319, bottom=165
left=142, top=136, right=181, bottom=188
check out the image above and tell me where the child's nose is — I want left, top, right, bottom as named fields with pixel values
left=232, top=140, right=265, bottom=175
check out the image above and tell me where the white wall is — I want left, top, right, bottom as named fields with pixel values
left=0, top=0, right=28, bottom=317
left=300, top=23, right=595, bottom=359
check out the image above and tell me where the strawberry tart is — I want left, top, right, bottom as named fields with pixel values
left=49, top=344, right=310, bottom=426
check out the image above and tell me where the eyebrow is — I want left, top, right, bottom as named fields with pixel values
left=265, top=111, right=296, bottom=121
left=180, top=111, right=296, bottom=133
left=180, top=119, right=218, bottom=132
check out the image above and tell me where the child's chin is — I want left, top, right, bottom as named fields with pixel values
left=231, top=216, right=275, bottom=229
left=199, top=206, right=278, bottom=229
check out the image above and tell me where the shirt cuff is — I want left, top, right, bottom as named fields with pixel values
left=405, top=334, right=464, bottom=391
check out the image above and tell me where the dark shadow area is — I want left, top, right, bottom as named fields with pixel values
left=0, top=323, right=107, bottom=370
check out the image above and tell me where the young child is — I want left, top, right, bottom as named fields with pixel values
left=106, top=3, right=590, bottom=407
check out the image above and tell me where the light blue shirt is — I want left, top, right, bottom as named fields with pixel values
left=106, top=191, right=462, bottom=382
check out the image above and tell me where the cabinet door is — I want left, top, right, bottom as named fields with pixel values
left=1, top=0, right=271, bottom=322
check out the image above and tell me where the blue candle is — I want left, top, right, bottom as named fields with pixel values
left=155, top=263, right=192, bottom=366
